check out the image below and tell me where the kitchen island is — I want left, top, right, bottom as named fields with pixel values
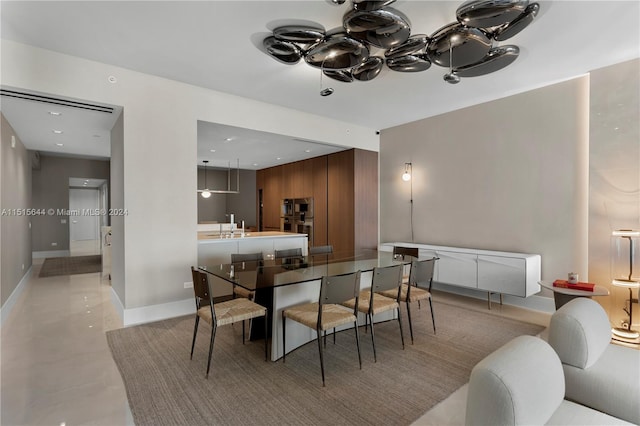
left=198, top=231, right=308, bottom=297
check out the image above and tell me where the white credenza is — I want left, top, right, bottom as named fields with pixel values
left=379, top=242, right=541, bottom=298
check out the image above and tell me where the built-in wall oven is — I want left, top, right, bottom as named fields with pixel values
left=281, top=197, right=313, bottom=246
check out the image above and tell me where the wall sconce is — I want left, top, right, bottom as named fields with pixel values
left=402, top=162, right=414, bottom=242
left=402, top=162, right=412, bottom=181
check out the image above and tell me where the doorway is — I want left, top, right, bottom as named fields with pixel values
left=69, top=178, right=107, bottom=256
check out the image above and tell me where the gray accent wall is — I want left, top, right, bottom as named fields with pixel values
left=1, top=113, right=32, bottom=307
left=197, top=168, right=256, bottom=227
left=380, top=76, right=590, bottom=299
left=588, top=58, right=640, bottom=327
left=225, top=169, right=256, bottom=228
left=31, top=155, right=110, bottom=252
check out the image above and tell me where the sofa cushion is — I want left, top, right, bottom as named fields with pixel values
left=548, top=298, right=611, bottom=369
left=563, top=343, right=640, bottom=424
left=549, top=399, right=634, bottom=425
left=465, top=335, right=564, bottom=425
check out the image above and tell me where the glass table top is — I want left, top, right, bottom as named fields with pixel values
left=198, top=249, right=411, bottom=291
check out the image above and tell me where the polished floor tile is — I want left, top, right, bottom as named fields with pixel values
left=1, top=258, right=132, bottom=426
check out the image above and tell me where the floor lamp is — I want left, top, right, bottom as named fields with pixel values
left=611, top=229, right=640, bottom=342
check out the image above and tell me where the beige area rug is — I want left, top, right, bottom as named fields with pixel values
left=38, top=255, right=102, bottom=277
left=106, top=300, right=544, bottom=426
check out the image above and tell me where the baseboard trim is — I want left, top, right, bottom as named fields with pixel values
left=110, top=287, right=125, bottom=323
left=111, top=296, right=195, bottom=328
left=32, top=250, right=70, bottom=259
left=0, top=266, right=32, bottom=327
left=433, top=282, right=555, bottom=314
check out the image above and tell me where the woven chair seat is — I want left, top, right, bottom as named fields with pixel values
left=379, top=284, right=430, bottom=303
left=198, top=298, right=267, bottom=327
left=284, top=303, right=356, bottom=331
left=343, top=291, right=398, bottom=316
left=233, top=286, right=254, bottom=299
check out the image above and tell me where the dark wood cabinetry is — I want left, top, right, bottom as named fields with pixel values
left=256, top=149, right=377, bottom=252
left=262, top=166, right=282, bottom=230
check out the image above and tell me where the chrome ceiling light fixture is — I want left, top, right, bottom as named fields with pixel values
left=319, top=56, right=335, bottom=96
left=263, top=0, right=540, bottom=93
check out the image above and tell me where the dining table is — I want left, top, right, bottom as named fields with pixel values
left=199, top=249, right=415, bottom=361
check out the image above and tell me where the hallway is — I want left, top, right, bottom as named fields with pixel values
left=1, top=258, right=132, bottom=425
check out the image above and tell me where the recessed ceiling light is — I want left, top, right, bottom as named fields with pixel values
left=276, top=157, right=281, bottom=160
left=48, top=111, right=61, bottom=116
left=225, top=138, right=233, bottom=142
left=210, top=149, right=216, bottom=153
left=52, top=129, right=63, bottom=134
left=305, top=149, right=311, bottom=153
left=55, top=143, right=64, bottom=147
left=253, top=163, right=258, bottom=167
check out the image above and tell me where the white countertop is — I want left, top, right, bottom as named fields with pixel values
left=198, top=231, right=307, bottom=243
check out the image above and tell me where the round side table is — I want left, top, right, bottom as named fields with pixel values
left=538, top=280, right=610, bottom=310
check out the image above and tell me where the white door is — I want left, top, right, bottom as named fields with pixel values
left=69, top=188, right=100, bottom=241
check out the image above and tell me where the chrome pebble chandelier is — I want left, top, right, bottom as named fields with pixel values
left=263, top=0, right=540, bottom=93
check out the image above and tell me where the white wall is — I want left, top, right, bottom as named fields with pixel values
left=588, top=59, right=640, bottom=327
left=1, top=40, right=378, bottom=323
left=380, top=76, right=590, bottom=306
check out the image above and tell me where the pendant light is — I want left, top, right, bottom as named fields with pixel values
left=197, top=159, right=241, bottom=195
left=201, top=160, right=211, bottom=199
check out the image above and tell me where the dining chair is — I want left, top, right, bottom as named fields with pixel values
left=393, top=246, right=419, bottom=260
left=309, top=245, right=333, bottom=255
left=275, top=247, right=303, bottom=259
left=190, top=267, right=268, bottom=378
left=393, top=246, right=419, bottom=284
left=342, top=264, right=405, bottom=362
left=230, top=252, right=263, bottom=299
left=378, top=257, right=438, bottom=344
left=282, top=270, right=362, bottom=386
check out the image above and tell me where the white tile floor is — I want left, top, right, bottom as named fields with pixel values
left=1, top=253, right=132, bottom=425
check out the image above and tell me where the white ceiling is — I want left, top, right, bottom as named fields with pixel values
left=0, top=89, right=120, bottom=159
left=69, top=177, right=107, bottom=189
left=198, top=122, right=347, bottom=169
left=1, top=1, right=639, bottom=165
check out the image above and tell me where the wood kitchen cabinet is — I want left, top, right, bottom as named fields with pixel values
left=328, top=149, right=378, bottom=253
left=261, top=165, right=282, bottom=230
left=256, top=148, right=377, bottom=252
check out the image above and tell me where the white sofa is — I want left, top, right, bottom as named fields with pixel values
left=547, top=298, right=640, bottom=424
left=465, top=335, right=633, bottom=425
